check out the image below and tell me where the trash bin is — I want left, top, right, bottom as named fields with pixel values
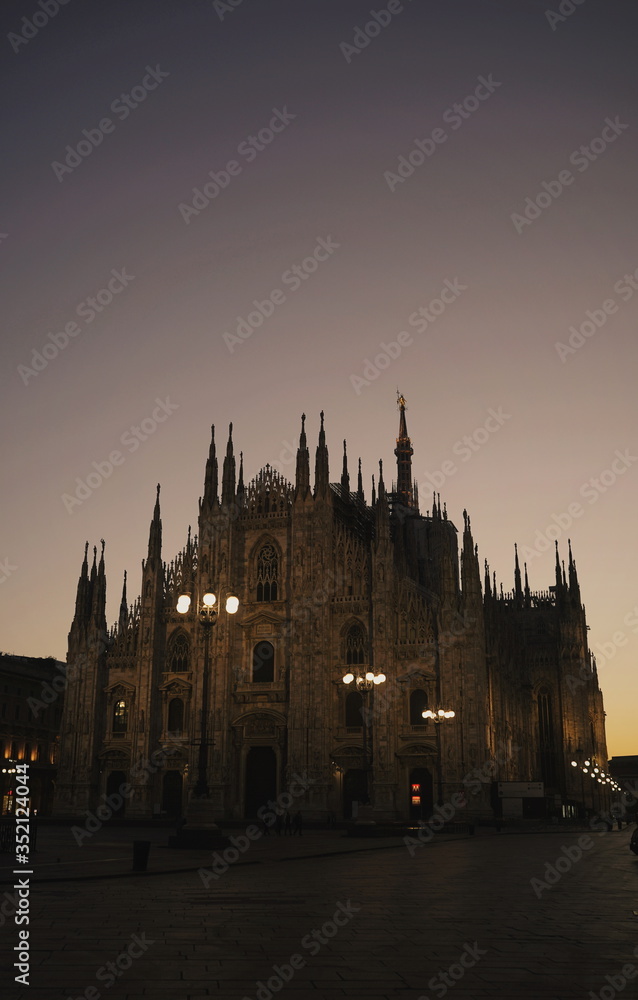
left=132, top=840, right=151, bottom=871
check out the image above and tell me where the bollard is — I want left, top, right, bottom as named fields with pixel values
left=132, top=840, right=151, bottom=872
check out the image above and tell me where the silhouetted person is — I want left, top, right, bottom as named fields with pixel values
left=283, top=810, right=292, bottom=835
left=275, top=812, right=283, bottom=836
left=292, top=810, right=302, bottom=836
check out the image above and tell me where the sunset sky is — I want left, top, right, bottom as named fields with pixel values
left=1, top=0, right=637, bottom=756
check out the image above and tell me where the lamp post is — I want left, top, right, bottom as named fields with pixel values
left=176, top=589, right=239, bottom=805
left=422, top=708, right=455, bottom=806
left=342, top=669, right=386, bottom=809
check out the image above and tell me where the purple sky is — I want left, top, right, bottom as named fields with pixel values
left=1, top=0, right=637, bottom=755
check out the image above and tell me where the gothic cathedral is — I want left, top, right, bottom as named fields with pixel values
left=55, top=399, right=608, bottom=822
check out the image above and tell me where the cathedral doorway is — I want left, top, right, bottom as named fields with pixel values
left=343, top=769, right=367, bottom=819
left=161, top=771, right=183, bottom=817
left=244, top=746, right=277, bottom=818
left=105, top=770, right=127, bottom=817
left=409, top=767, right=434, bottom=821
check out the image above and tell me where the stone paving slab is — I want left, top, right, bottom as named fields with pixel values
left=2, top=826, right=637, bottom=1000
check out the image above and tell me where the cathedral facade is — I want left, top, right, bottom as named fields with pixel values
left=55, top=400, right=608, bottom=823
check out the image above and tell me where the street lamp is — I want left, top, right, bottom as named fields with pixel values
left=422, top=707, right=455, bottom=805
left=342, top=669, right=386, bottom=808
left=177, top=589, right=239, bottom=800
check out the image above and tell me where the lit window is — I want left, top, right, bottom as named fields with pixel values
left=112, top=699, right=128, bottom=735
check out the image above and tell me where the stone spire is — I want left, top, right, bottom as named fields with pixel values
left=118, top=570, right=128, bottom=632
left=295, top=414, right=310, bottom=499
left=221, top=423, right=236, bottom=506
left=314, top=410, right=329, bottom=499
left=147, top=484, right=162, bottom=568
left=341, top=440, right=350, bottom=496
left=237, top=451, right=245, bottom=503
left=514, top=543, right=523, bottom=603
left=73, top=541, right=91, bottom=624
left=202, top=424, right=218, bottom=509
left=91, top=539, right=106, bottom=631
left=568, top=538, right=581, bottom=605
left=394, top=392, right=414, bottom=507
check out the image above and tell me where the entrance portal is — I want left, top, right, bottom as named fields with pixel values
left=161, top=771, right=183, bottom=817
left=409, top=767, right=434, bottom=821
left=105, top=770, right=127, bottom=817
left=244, top=746, right=277, bottom=818
left=343, top=768, right=368, bottom=819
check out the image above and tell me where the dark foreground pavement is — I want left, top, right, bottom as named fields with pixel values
left=2, top=824, right=637, bottom=1000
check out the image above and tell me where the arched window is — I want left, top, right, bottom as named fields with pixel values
left=168, top=632, right=190, bottom=673
left=345, top=625, right=366, bottom=665
left=345, top=691, right=363, bottom=727
left=36, top=744, right=43, bottom=762
left=253, top=641, right=274, bottom=682
left=112, top=699, right=128, bottom=735
left=167, top=698, right=184, bottom=734
left=410, top=689, right=428, bottom=725
left=538, top=687, right=555, bottom=786
left=256, top=544, right=278, bottom=602
left=23, top=743, right=31, bottom=762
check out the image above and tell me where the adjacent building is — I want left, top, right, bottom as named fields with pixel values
left=1, top=653, right=64, bottom=815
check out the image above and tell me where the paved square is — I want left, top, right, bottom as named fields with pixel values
left=3, top=826, right=638, bottom=999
